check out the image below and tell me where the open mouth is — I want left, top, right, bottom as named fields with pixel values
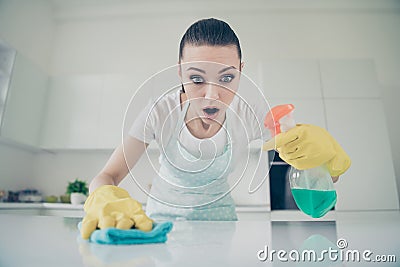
left=202, top=107, right=220, bottom=120
left=203, top=107, right=219, bottom=115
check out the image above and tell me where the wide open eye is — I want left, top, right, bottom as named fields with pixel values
left=190, top=75, right=205, bottom=84
left=219, top=74, right=235, bottom=83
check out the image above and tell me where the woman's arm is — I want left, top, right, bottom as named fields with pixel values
left=89, top=136, right=149, bottom=193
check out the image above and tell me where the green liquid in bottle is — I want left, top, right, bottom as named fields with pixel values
left=291, top=188, right=337, bottom=218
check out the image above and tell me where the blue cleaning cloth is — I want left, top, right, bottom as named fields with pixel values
left=78, top=221, right=173, bottom=245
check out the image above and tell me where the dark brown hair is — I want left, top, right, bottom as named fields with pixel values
left=179, top=18, right=242, bottom=61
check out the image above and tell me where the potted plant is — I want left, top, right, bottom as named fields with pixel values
left=66, top=179, right=88, bottom=205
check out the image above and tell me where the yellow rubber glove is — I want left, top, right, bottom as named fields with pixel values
left=262, top=124, right=351, bottom=177
left=81, top=185, right=153, bottom=240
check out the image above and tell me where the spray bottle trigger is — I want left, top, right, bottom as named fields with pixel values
left=264, top=104, right=295, bottom=137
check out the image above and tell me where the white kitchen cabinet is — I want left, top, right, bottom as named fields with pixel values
left=267, top=98, right=327, bottom=128
left=40, top=60, right=325, bottom=150
left=320, top=59, right=399, bottom=211
left=319, top=59, right=380, bottom=98
left=0, top=40, right=15, bottom=134
left=261, top=59, right=322, bottom=99
left=40, top=75, right=103, bottom=149
left=1, top=53, right=48, bottom=147
left=98, top=74, right=137, bottom=148
left=325, top=99, right=399, bottom=210
left=40, top=74, right=153, bottom=149
left=260, top=58, right=399, bottom=212
left=36, top=59, right=399, bottom=212
left=228, top=144, right=270, bottom=207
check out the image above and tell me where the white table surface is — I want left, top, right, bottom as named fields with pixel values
left=0, top=202, right=84, bottom=209
left=0, top=211, right=399, bottom=267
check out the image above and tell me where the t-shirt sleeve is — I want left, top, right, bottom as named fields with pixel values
left=128, top=99, right=156, bottom=144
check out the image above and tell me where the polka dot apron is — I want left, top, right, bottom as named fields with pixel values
left=146, top=101, right=237, bottom=221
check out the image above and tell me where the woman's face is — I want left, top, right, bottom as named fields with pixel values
left=179, top=45, right=243, bottom=125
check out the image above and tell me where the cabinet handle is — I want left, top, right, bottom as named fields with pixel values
left=269, top=162, right=289, bottom=166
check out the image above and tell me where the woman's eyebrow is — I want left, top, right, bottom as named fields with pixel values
left=218, top=66, right=236, bottom=74
left=186, top=67, right=206, bottom=74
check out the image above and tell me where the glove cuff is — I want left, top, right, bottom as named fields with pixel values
left=84, top=185, right=131, bottom=211
left=326, top=138, right=351, bottom=177
left=92, top=185, right=130, bottom=196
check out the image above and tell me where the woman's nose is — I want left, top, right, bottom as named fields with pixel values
left=204, top=83, right=219, bottom=100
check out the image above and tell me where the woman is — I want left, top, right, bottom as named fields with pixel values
left=81, top=18, right=351, bottom=239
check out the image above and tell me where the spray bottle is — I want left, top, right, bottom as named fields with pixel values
left=264, top=104, right=336, bottom=218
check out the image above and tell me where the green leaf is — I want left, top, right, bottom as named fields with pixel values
left=66, top=178, right=88, bottom=195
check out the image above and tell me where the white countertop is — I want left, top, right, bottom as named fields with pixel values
left=0, top=202, right=84, bottom=209
left=0, top=202, right=269, bottom=212
left=0, top=210, right=398, bottom=266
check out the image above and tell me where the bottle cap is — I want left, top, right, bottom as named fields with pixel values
left=264, top=104, right=295, bottom=136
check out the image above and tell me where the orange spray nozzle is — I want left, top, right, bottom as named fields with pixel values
left=264, top=104, right=295, bottom=137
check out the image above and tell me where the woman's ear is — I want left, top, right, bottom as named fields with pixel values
left=240, top=62, right=245, bottom=71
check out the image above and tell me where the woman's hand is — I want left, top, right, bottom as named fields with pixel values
left=81, top=185, right=153, bottom=239
left=263, top=124, right=351, bottom=177
left=82, top=136, right=152, bottom=239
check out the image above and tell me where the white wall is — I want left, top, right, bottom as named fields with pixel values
left=0, top=1, right=399, bottom=206
left=45, top=1, right=400, bottom=204
left=0, top=0, right=54, bottom=193
left=31, top=150, right=112, bottom=196
left=0, top=141, right=35, bottom=191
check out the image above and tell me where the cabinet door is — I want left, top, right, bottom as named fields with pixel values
left=98, top=74, right=136, bottom=148
left=1, top=54, right=48, bottom=147
left=228, top=143, right=270, bottom=206
left=40, top=75, right=102, bottom=149
left=261, top=60, right=322, bottom=99
left=41, top=74, right=156, bottom=149
left=325, top=99, right=399, bottom=210
left=268, top=98, right=327, bottom=128
left=319, top=59, right=380, bottom=98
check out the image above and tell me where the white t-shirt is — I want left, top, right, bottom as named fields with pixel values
left=129, top=90, right=270, bottom=164
left=179, top=120, right=227, bottom=159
